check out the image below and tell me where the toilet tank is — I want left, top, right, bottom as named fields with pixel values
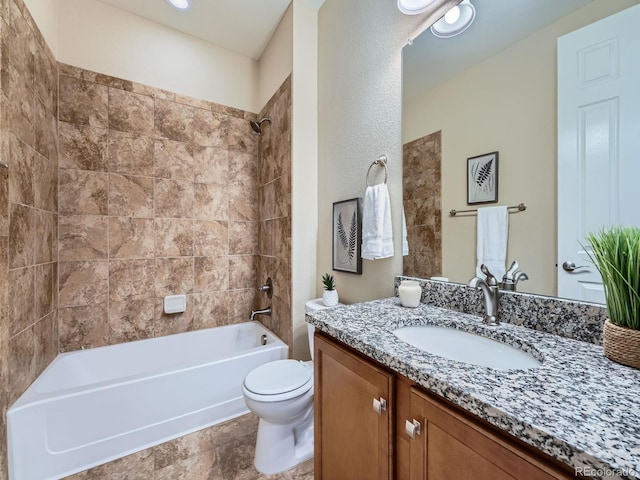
left=305, top=298, right=343, bottom=361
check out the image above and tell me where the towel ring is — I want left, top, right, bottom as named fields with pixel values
left=366, top=155, right=388, bottom=187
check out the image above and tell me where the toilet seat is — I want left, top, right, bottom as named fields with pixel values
left=243, top=360, right=313, bottom=402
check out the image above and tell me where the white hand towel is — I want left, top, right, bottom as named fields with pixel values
left=476, top=206, right=508, bottom=280
left=402, top=207, right=409, bottom=256
left=361, top=184, right=394, bottom=260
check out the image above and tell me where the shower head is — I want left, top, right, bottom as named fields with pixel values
left=250, top=117, right=271, bottom=135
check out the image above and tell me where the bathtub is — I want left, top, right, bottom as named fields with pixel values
left=7, top=321, right=288, bottom=480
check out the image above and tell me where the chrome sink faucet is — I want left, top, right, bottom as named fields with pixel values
left=469, top=264, right=500, bottom=325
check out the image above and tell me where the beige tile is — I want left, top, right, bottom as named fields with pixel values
left=34, top=99, right=58, bottom=163
left=228, top=186, right=259, bottom=222
left=154, top=427, right=214, bottom=470
left=109, top=173, right=154, bottom=217
left=9, top=203, right=34, bottom=269
left=8, top=134, right=34, bottom=206
left=2, top=65, right=35, bottom=147
left=59, top=169, right=108, bottom=215
left=228, top=289, right=257, bottom=324
left=194, top=146, right=228, bottom=185
left=227, top=115, right=257, bottom=155
left=274, top=217, right=291, bottom=260
left=193, top=292, right=229, bottom=329
left=194, top=220, right=228, bottom=257
left=229, top=255, right=257, bottom=290
left=274, top=175, right=291, bottom=219
left=109, top=217, right=155, bottom=259
left=194, top=256, right=229, bottom=293
left=59, top=75, right=108, bottom=128
left=108, top=130, right=154, bottom=176
left=261, top=182, right=275, bottom=221
left=109, top=259, right=155, bottom=302
left=58, top=260, right=109, bottom=307
left=194, top=183, right=228, bottom=221
left=109, top=298, right=155, bottom=344
left=35, top=263, right=53, bottom=321
left=154, top=449, right=221, bottom=480
left=9, top=326, right=35, bottom=404
left=34, top=40, right=57, bottom=112
left=108, top=87, right=154, bottom=135
left=258, top=220, right=274, bottom=257
left=155, top=178, right=194, bottom=218
left=34, top=208, right=54, bottom=264
left=229, top=222, right=258, bottom=255
left=59, top=121, right=108, bottom=171
left=58, top=215, right=108, bottom=261
left=154, top=218, right=194, bottom=257
left=64, top=447, right=154, bottom=480
left=193, top=109, right=227, bottom=148
left=33, top=153, right=57, bottom=212
left=58, top=304, right=109, bottom=352
left=154, top=257, right=194, bottom=297
left=154, top=98, right=194, bottom=143
left=0, top=162, right=8, bottom=236
left=8, top=266, right=35, bottom=337
left=228, top=151, right=257, bottom=189
left=154, top=139, right=193, bottom=181
left=34, top=311, right=57, bottom=376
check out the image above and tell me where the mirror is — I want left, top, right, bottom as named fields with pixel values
left=401, top=0, right=640, bottom=299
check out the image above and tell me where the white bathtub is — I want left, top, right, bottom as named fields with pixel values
left=7, top=321, right=288, bottom=480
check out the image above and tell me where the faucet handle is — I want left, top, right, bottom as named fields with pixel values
left=479, top=264, right=498, bottom=286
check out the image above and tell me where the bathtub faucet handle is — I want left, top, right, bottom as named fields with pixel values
left=257, top=277, right=273, bottom=298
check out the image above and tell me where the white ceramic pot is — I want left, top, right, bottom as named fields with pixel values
left=322, top=289, right=339, bottom=307
left=398, top=280, right=421, bottom=308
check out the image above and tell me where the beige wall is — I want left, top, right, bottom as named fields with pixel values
left=258, top=4, right=293, bottom=111
left=403, top=0, right=638, bottom=296
left=57, top=0, right=259, bottom=113
left=317, top=0, right=435, bottom=302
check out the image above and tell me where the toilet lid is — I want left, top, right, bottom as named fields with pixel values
left=244, top=359, right=312, bottom=395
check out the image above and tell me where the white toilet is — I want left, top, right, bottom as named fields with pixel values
left=242, top=298, right=340, bottom=475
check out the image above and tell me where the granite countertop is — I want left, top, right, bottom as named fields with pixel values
left=306, top=298, right=640, bottom=479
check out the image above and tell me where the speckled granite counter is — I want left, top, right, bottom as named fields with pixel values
left=306, top=298, right=640, bottom=479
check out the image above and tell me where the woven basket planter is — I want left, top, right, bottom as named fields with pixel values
left=603, top=320, right=640, bottom=369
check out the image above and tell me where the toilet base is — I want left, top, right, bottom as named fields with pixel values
left=253, top=408, right=314, bottom=475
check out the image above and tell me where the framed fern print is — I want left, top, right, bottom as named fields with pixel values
left=467, top=151, right=498, bottom=204
left=332, top=197, right=363, bottom=274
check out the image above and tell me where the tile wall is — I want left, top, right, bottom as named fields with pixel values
left=0, top=0, right=59, bottom=476
left=402, top=130, right=442, bottom=278
left=256, top=76, right=292, bottom=347
left=56, top=64, right=263, bottom=351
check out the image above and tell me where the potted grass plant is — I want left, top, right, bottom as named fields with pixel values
left=321, top=273, right=339, bottom=307
left=586, top=226, right=640, bottom=369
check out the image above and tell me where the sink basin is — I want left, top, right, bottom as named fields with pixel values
left=393, top=325, right=541, bottom=370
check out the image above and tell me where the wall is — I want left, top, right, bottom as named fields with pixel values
left=21, top=0, right=58, bottom=55
left=0, top=0, right=59, bottom=476
left=402, top=0, right=639, bottom=296
left=317, top=0, right=432, bottom=302
left=402, top=131, right=442, bottom=278
left=57, top=0, right=259, bottom=113
left=57, top=64, right=259, bottom=351
left=256, top=77, right=293, bottom=348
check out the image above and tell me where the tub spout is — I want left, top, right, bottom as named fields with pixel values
left=251, top=307, right=272, bottom=321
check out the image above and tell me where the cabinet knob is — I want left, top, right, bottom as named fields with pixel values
left=405, top=419, right=421, bottom=440
left=373, top=397, right=387, bottom=415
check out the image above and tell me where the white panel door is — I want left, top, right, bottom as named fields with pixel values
left=557, top=4, right=640, bottom=302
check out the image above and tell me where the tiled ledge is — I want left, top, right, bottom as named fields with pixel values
left=395, top=276, right=607, bottom=345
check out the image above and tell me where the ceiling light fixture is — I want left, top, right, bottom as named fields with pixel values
left=167, top=0, right=190, bottom=11
left=397, top=0, right=436, bottom=16
left=430, top=0, right=475, bottom=38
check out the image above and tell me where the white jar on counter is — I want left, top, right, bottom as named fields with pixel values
left=398, top=280, right=421, bottom=308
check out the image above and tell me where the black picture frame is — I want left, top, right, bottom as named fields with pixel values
left=467, top=151, right=499, bottom=204
left=332, top=197, right=363, bottom=274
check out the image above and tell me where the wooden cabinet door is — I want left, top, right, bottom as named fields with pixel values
left=408, top=388, right=573, bottom=480
left=314, top=334, right=394, bottom=480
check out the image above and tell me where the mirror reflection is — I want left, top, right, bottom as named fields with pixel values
left=401, top=0, right=640, bottom=300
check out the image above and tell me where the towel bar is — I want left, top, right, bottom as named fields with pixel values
left=449, top=203, right=526, bottom=217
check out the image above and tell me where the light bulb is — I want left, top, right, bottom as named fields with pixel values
left=444, top=6, right=460, bottom=25
left=168, top=0, right=190, bottom=10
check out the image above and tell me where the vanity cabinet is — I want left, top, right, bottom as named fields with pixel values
left=315, top=333, right=575, bottom=480
left=406, top=387, right=573, bottom=480
left=314, top=333, right=394, bottom=480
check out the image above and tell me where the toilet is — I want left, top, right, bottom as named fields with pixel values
left=242, top=298, right=341, bottom=474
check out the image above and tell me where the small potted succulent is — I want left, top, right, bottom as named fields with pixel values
left=586, top=226, right=640, bottom=369
left=321, top=273, right=339, bottom=307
